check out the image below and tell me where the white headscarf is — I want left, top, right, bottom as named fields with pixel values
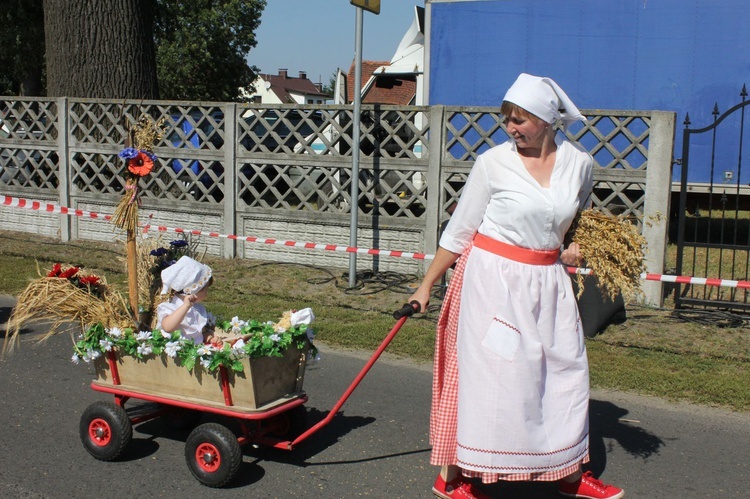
left=503, top=73, right=586, bottom=131
left=160, top=256, right=213, bottom=295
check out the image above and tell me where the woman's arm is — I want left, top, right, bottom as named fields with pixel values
left=407, top=247, right=461, bottom=312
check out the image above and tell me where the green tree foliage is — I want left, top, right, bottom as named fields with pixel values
left=0, top=0, right=45, bottom=96
left=153, top=0, right=266, bottom=102
left=321, top=71, right=338, bottom=98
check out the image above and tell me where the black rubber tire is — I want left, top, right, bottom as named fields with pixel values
left=79, top=401, right=133, bottom=461
left=160, top=406, right=203, bottom=431
left=185, top=423, right=242, bottom=488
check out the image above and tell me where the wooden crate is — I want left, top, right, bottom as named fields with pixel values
left=92, top=344, right=307, bottom=412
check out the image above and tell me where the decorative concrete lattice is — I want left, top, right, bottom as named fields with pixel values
left=441, top=109, right=652, bottom=227
left=0, top=98, right=59, bottom=191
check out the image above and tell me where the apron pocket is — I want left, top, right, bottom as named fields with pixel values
left=481, top=318, right=521, bottom=361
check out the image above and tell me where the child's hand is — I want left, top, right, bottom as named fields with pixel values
left=185, top=294, right=198, bottom=305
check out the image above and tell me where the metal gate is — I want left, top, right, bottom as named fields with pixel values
left=675, top=86, right=750, bottom=311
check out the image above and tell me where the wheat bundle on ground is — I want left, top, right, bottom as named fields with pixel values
left=3, top=277, right=133, bottom=355
left=570, top=208, right=647, bottom=302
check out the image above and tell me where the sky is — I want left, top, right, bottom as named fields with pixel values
left=248, top=1, right=422, bottom=86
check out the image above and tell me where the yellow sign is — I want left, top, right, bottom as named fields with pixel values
left=350, top=0, right=380, bottom=15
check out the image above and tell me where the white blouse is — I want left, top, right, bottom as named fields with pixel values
left=156, top=296, right=209, bottom=344
left=440, top=137, right=593, bottom=253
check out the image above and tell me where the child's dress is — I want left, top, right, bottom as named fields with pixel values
left=156, top=296, right=209, bottom=344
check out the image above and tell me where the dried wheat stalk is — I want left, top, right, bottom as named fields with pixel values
left=570, top=208, right=647, bottom=302
left=3, top=276, right=133, bottom=355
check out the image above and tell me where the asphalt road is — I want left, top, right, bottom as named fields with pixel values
left=1, top=295, right=749, bottom=498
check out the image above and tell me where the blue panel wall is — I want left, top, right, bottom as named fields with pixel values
left=429, top=0, right=750, bottom=183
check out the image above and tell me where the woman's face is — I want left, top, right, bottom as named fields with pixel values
left=505, top=110, right=549, bottom=150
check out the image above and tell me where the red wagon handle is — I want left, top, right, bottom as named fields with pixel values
left=283, top=301, right=420, bottom=450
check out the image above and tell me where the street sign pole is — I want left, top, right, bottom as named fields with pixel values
left=349, top=6, right=364, bottom=288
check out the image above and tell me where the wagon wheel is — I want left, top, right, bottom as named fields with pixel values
left=79, top=401, right=132, bottom=461
left=266, top=405, right=308, bottom=439
left=160, top=406, right=203, bottom=431
left=185, top=423, right=242, bottom=487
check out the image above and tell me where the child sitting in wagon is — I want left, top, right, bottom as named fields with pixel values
left=156, top=256, right=217, bottom=344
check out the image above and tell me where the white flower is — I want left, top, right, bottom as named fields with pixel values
left=86, top=348, right=101, bottom=360
left=82, top=354, right=92, bottom=363
left=230, top=316, right=246, bottom=333
left=197, top=345, right=213, bottom=356
left=164, top=341, right=182, bottom=358
left=137, top=344, right=153, bottom=356
left=291, top=308, right=315, bottom=327
left=99, top=339, right=113, bottom=352
left=231, top=339, right=246, bottom=353
left=136, top=330, right=152, bottom=342
left=107, top=327, right=123, bottom=338
left=200, top=358, right=211, bottom=369
left=71, top=354, right=80, bottom=364
left=161, top=330, right=171, bottom=339
left=269, top=333, right=281, bottom=343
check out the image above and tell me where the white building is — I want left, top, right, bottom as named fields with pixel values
left=244, top=69, right=329, bottom=104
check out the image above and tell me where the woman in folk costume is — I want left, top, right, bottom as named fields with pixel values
left=408, top=74, right=624, bottom=499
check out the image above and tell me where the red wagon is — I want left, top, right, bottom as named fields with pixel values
left=79, top=303, right=418, bottom=487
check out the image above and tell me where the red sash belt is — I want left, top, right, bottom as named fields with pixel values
left=473, top=233, right=560, bottom=265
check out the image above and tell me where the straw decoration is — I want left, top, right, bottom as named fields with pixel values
left=3, top=270, right=133, bottom=355
left=570, top=208, right=647, bottom=302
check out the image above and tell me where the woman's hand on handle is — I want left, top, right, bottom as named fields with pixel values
left=407, top=287, right=431, bottom=315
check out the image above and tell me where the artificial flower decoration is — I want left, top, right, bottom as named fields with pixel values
left=72, top=310, right=318, bottom=373
left=78, top=275, right=101, bottom=287
left=44, top=263, right=106, bottom=299
left=126, top=150, right=155, bottom=177
left=117, top=148, right=139, bottom=160
left=112, top=115, right=165, bottom=232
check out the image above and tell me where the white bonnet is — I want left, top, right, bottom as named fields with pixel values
left=503, top=73, right=586, bottom=131
left=160, top=256, right=213, bottom=295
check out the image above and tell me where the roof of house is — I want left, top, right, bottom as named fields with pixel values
left=258, top=71, right=328, bottom=103
left=346, top=61, right=417, bottom=105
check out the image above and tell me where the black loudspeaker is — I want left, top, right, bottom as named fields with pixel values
left=571, top=275, right=627, bottom=338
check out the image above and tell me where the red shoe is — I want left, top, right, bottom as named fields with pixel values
left=558, top=471, right=625, bottom=499
left=432, top=474, right=491, bottom=499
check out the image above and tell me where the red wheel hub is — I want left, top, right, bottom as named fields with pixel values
left=195, top=443, right=221, bottom=472
left=88, top=418, right=112, bottom=447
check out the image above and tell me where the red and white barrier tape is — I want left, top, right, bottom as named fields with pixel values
left=3, top=194, right=750, bottom=290
left=140, top=223, right=428, bottom=260
left=1, top=195, right=428, bottom=260
left=567, top=267, right=750, bottom=289
left=2, top=195, right=112, bottom=221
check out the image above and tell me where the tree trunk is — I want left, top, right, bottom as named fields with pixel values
left=44, top=0, right=159, bottom=99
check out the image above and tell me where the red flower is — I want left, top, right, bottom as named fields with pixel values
left=47, top=263, right=62, bottom=277
left=127, top=151, right=155, bottom=177
left=60, top=266, right=80, bottom=279
left=78, top=275, right=101, bottom=287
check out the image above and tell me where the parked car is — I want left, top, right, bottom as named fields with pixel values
left=239, top=109, right=329, bottom=206
left=239, top=109, right=325, bottom=153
